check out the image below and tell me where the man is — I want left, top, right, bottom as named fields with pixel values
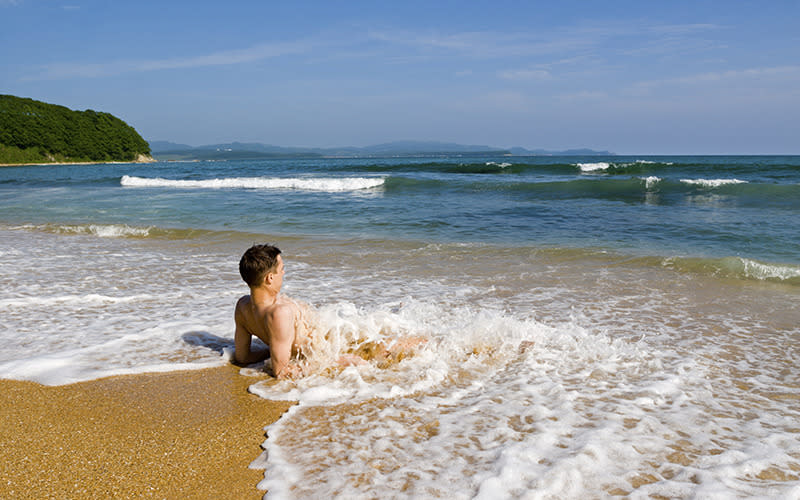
left=233, top=244, right=309, bottom=378
left=233, top=244, right=426, bottom=379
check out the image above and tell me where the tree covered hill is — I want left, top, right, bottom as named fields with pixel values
left=0, top=95, right=152, bottom=164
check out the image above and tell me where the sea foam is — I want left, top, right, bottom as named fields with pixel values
left=641, top=176, right=662, bottom=189
left=3, top=225, right=799, bottom=498
left=680, top=178, right=747, bottom=188
left=254, top=292, right=800, bottom=499
left=120, top=175, right=385, bottom=192
left=576, top=162, right=611, bottom=172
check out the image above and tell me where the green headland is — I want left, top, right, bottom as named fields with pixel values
left=0, top=95, right=152, bottom=165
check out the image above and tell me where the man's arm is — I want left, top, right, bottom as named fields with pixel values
left=233, top=303, right=269, bottom=365
left=266, top=304, right=301, bottom=378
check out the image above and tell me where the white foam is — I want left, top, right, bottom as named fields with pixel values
left=576, top=162, right=611, bottom=172
left=257, top=300, right=800, bottom=498
left=82, top=224, right=152, bottom=237
left=734, top=257, right=800, bottom=281
left=120, top=175, right=385, bottom=192
left=0, top=228, right=238, bottom=385
left=15, top=223, right=152, bottom=238
left=641, top=176, right=662, bottom=189
left=3, top=227, right=799, bottom=498
left=0, top=293, right=155, bottom=309
left=486, top=162, right=512, bottom=168
left=680, top=178, right=747, bottom=188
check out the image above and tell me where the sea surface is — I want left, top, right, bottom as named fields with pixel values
left=1, top=155, right=799, bottom=498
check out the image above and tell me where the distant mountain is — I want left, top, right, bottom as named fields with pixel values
left=148, top=140, right=194, bottom=152
left=360, top=140, right=506, bottom=154
left=147, top=139, right=613, bottom=160
left=509, top=147, right=614, bottom=156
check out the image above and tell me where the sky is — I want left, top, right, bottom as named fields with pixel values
left=1, top=0, right=799, bottom=154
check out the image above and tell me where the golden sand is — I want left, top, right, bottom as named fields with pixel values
left=0, top=365, right=294, bottom=499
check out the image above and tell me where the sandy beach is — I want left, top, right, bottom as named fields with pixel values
left=0, top=365, right=293, bottom=499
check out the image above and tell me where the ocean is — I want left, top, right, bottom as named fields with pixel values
left=1, top=155, right=798, bottom=498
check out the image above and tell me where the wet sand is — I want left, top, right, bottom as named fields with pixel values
left=0, top=365, right=293, bottom=499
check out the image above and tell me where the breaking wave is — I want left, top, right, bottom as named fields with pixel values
left=121, top=175, right=386, bottom=192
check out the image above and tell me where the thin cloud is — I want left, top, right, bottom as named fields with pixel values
left=369, top=22, right=725, bottom=64
left=557, top=90, right=608, bottom=102
left=647, top=23, right=722, bottom=35
left=368, top=29, right=592, bottom=59
left=24, top=41, right=310, bottom=80
left=633, top=65, right=800, bottom=89
left=498, top=68, right=551, bottom=81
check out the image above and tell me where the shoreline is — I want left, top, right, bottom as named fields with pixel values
left=0, top=154, right=157, bottom=167
left=0, top=161, right=156, bottom=167
left=0, top=365, right=293, bottom=499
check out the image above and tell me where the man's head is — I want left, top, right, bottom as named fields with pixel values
left=239, top=244, right=282, bottom=288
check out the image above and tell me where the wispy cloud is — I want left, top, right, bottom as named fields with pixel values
left=368, top=22, right=726, bottom=67
left=498, top=69, right=551, bottom=81
left=367, top=29, right=592, bottom=59
left=647, top=23, right=722, bottom=36
left=557, top=90, right=608, bottom=102
left=632, top=65, right=800, bottom=90
left=24, top=41, right=310, bottom=80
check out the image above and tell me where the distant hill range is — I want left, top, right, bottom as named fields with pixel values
left=0, top=95, right=153, bottom=165
left=149, top=140, right=614, bottom=160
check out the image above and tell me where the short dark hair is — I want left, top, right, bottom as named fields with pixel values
left=239, top=244, right=281, bottom=287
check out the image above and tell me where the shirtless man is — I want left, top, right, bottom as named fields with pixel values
left=234, top=244, right=426, bottom=378
left=233, top=244, right=309, bottom=378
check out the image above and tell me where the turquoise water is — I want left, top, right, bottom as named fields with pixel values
left=2, top=155, right=799, bottom=278
left=1, top=155, right=799, bottom=497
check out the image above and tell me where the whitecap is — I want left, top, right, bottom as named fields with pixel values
left=641, top=176, right=662, bottom=189
left=67, top=223, right=151, bottom=238
left=120, top=175, right=385, bottom=192
left=680, top=178, right=747, bottom=188
left=576, top=162, right=611, bottom=172
left=735, top=257, right=800, bottom=281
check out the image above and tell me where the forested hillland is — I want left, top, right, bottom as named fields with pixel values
left=0, top=95, right=152, bottom=165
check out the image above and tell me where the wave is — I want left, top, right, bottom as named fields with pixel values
left=574, top=160, right=676, bottom=175
left=640, top=176, right=662, bottom=189
left=577, top=162, right=613, bottom=172
left=120, top=175, right=385, bottom=192
left=660, top=256, right=800, bottom=286
left=8, top=223, right=330, bottom=248
left=529, top=247, right=800, bottom=286
left=29, top=223, right=155, bottom=238
left=680, top=178, right=747, bottom=187
left=345, top=161, right=540, bottom=175
left=10, top=223, right=253, bottom=241
left=8, top=223, right=799, bottom=286
left=485, top=161, right=513, bottom=169
left=0, top=293, right=156, bottom=309
left=340, top=157, right=800, bottom=180
left=454, top=177, right=796, bottom=206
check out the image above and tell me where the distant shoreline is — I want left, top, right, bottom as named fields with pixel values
left=0, top=154, right=156, bottom=168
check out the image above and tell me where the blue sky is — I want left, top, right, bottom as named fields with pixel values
left=2, top=0, right=799, bottom=154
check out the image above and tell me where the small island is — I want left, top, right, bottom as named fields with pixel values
left=0, top=95, right=153, bottom=166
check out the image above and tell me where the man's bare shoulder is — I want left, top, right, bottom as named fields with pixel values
left=266, top=301, right=294, bottom=320
left=234, top=295, right=251, bottom=319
